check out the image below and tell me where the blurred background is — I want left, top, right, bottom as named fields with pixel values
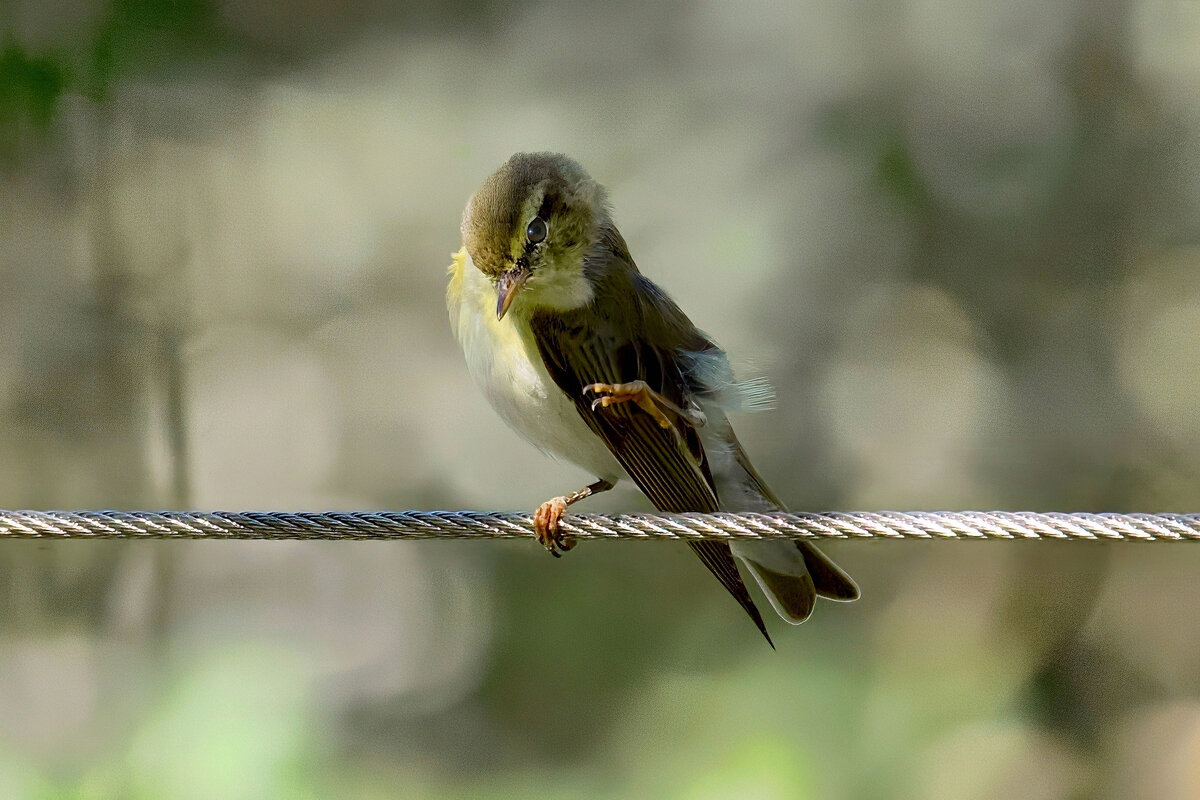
left=3, top=0, right=1200, bottom=797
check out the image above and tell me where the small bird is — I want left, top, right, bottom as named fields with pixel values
left=447, top=153, right=858, bottom=644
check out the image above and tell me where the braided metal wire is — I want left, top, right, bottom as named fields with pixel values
left=0, top=510, right=1197, bottom=541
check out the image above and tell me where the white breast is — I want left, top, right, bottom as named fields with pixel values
left=448, top=251, right=623, bottom=483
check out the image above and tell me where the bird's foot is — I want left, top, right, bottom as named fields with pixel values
left=533, top=496, right=576, bottom=557
left=584, top=380, right=705, bottom=428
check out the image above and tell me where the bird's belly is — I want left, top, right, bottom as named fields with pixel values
left=451, top=263, right=622, bottom=482
left=471, top=332, right=623, bottom=481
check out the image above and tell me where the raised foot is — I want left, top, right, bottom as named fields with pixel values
left=533, top=496, right=577, bottom=557
left=583, top=380, right=676, bottom=428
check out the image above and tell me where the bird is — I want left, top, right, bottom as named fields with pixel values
left=446, top=152, right=858, bottom=644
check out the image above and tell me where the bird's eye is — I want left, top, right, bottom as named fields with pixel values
left=526, top=216, right=548, bottom=245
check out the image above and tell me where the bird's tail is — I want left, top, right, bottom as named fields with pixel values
left=797, top=541, right=860, bottom=601
left=723, top=432, right=859, bottom=623
left=731, top=539, right=858, bottom=623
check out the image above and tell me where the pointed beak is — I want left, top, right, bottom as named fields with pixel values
left=495, top=265, right=530, bottom=320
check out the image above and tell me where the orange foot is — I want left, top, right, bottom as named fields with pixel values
left=583, top=380, right=705, bottom=429
left=533, top=496, right=577, bottom=557
left=583, top=380, right=672, bottom=428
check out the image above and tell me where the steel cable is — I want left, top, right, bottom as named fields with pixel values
left=0, top=510, right=1196, bottom=541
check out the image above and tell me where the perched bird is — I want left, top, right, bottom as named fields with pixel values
left=447, top=152, right=858, bottom=644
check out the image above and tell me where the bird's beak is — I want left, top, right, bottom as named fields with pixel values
left=495, top=265, right=530, bottom=320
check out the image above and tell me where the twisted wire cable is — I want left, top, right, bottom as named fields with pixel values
left=0, top=510, right=1197, bottom=541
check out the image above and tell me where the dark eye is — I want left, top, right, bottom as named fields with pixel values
left=526, top=216, right=547, bottom=245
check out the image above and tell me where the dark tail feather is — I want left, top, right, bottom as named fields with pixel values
left=726, top=433, right=858, bottom=604
left=798, top=541, right=860, bottom=601
left=688, top=540, right=773, bottom=648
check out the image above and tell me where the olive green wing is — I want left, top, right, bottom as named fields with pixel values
left=528, top=288, right=771, bottom=645
left=528, top=307, right=718, bottom=513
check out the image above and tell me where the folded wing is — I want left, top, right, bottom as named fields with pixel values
left=527, top=239, right=773, bottom=644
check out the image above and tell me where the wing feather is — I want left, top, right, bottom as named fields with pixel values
left=528, top=313, right=718, bottom=513
left=527, top=245, right=772, bottom=641
left=687, top=540, right=773, bottom=646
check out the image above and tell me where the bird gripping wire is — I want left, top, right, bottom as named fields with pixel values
left=0, top=510, right=1197, bottom=541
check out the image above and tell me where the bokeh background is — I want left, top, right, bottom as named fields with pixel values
left=3, top=1, right=1200, bottom=797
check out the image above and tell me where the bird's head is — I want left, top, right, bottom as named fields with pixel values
left=461, top=152, right=609, bottom=320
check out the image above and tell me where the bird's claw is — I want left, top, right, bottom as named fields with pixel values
left=582, top=381, right=674, bottom=429
left=533, top=496, right=576, bottom=557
